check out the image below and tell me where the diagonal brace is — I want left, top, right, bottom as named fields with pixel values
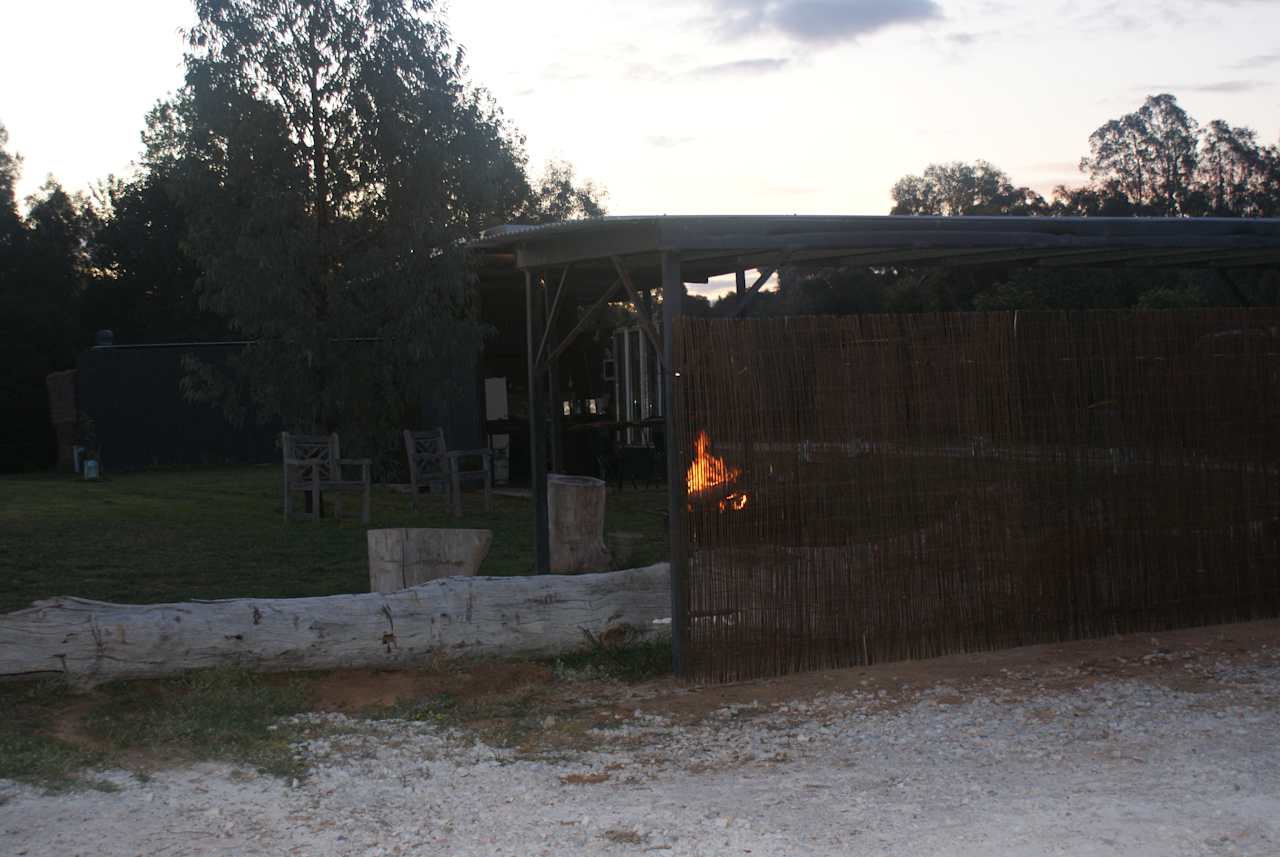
left=610, top=256, right=665, bottom=366
left=535, top=265, right=572, bottom=369
left=728, top=265, right=778, bottom=318
left=538, top=277, right=623, bottom=373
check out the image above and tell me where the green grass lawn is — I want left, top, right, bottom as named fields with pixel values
left=0, top=466, right=669, bottom=614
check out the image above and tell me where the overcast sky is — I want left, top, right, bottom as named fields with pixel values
left=2, top=0, right=1278, bottom=217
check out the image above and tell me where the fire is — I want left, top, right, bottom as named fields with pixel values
left=687, top=430, right=749, bottom=511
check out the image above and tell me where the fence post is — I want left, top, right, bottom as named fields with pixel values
left=662, top=251, right=687, bottom=676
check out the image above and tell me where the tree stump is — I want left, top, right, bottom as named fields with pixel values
left=367, top=528, right=492, bottom=593
left=549, top=474, right=611, bottom=574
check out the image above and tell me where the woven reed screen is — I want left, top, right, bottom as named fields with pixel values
left=674, top=310, right=1280, bottom=682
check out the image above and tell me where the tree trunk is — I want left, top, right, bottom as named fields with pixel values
left=549, top=474, right=611, bottom=573
left=367, top=528, right=492, bottom=593
left=0, top=564, right=670, bottom=687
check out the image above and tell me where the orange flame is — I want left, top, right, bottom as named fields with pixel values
left=687, top=430, right=749, bottom=511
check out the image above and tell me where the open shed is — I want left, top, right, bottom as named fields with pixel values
left=470, top=214, right=1280, bottom=680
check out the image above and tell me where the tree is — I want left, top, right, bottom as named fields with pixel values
left=890, top=161, right=1045, bottom=216
left=1198, top=120, right=1280, bottom=218
left=1079, top=94, right=1199, bottom=215
left=0, top=124, right=22, bottom=253
left=169, top=0, right=533, bottom=439
left=0, top=128, right=94, bottom=470
left=82, top=168, right=221, bottom=344
left=523, top=159, right=607, bottom=223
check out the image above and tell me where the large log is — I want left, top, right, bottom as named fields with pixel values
left=0, top=564, right=671, bottom=687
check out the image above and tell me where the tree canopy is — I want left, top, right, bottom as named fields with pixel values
left=165, top=0, right=572, bottom=438
left=891, top=161, right=1045, bottom=216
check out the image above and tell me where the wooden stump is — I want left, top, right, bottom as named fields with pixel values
left=367, top=528, right=493, bottom=593
left=549, top=474, right=611, bottom=574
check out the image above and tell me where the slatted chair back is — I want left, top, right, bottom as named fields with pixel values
left=404, top=428, right=448, bottom=504
left=283, top=432, right=339, bottom=482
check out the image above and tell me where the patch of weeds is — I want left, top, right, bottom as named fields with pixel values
left=368, top=692, right=459, bottom=726
left=86, top=667, right=311, bottom=780
left=551, top=635, right=672, bottom=683
left=362, top=687, right=554, bottom=748
left=0, top=679, right=109, bottom=792
left=603, top=828, right=646, bottom=845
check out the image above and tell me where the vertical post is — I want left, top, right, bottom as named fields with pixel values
left=735, top=268, right=746, bottom=301
left=662, top=251, right=687, bottom=676
left=549, top=362, right=564, bottom=473
left=546, top=283, right=565, bottom=473
left=542, top=283, right=563, bottom=475
left=525, top=270, right=551, bottom=575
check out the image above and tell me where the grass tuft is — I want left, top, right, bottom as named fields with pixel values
left=85, top=667, right=311, bottom=779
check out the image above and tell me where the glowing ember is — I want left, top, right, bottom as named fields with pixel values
left=687, top=430, right=750, bottom=511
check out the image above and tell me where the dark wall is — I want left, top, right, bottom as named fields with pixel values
left=76, top=344, right=279, bottom=470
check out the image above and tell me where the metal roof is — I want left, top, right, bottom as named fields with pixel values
left=469, top=215, right=1280, bottom=283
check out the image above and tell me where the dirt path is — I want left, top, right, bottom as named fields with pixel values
left=3, top=621, right=1278, bottom=856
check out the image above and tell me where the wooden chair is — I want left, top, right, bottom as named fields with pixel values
left=404, top=428, right=491, bottom=517
left=281, top=432, right=371, bottom=523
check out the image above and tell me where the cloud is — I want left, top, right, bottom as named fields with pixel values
left=1142, top=80, right=1272, bottom=94
left=686, top=57, right=792, bottom=77
left=646, top=135, right=696, bottom=148
left=1229, top=52, right=1280, bottom=69
left=712, top=0, right=944, bottom=45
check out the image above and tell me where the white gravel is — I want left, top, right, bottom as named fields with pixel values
left=2, top=652, right=1278, bottom=856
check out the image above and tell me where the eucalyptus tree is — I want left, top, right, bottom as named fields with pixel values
left=890, top=161, right=1045, bottom=216
left=170, top=0, right=531, bottom=436
left=1079, top=94, right=1200, bottom=216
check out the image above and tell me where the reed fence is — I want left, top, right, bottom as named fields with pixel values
left=675, top=310, right=1280, bottom=681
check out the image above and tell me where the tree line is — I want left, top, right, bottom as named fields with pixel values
left=739, top=93, right=1278, bottom=319
left=0, top=0, right=603, bottom=472
left=890, top=94, right=1279, bottom=218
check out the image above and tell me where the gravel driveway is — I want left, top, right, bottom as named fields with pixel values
left=3, top=624, right=1278, bottom=856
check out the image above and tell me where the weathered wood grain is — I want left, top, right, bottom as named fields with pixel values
left=0, top=564, right=671, bottom=686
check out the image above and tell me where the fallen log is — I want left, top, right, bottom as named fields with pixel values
left=0, top=564, right=671, bottom=687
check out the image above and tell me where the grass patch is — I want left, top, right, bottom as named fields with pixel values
left=86, top=667, right=311, bottom=780
left=0, top=466, right=668, bottom=613
left=551, top=637, right=673, bottom=683
left=0, top=681, right=108, bottom=792
left=0, top=667, right=312, bottom=790
left=0, top=642, right=673, bottom=790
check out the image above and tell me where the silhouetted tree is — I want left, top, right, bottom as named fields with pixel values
left=891, top=161, right=1045, bottom=216
left=0, top=127, right=94, bottom=470
left=1198, top=120, right=1280, bottom=218
left=82, top=168, right=220, bottom=344
left=165, top=0, right=534, bottom=437
left=523, top=159, right=607, bottom=223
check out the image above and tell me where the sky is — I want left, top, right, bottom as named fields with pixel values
left=2, top=0, right=1278, bottom=218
